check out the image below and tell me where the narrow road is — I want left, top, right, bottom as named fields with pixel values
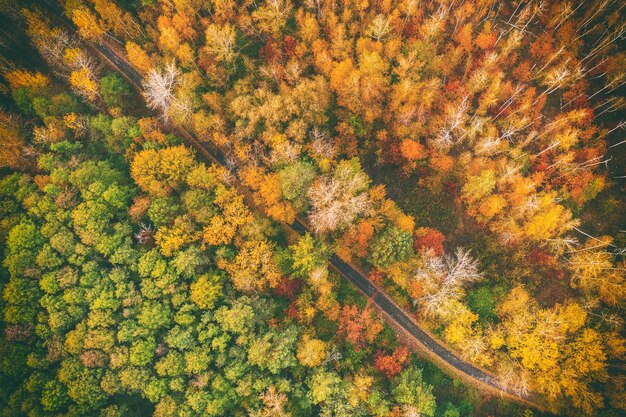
left=40, top=2, right=543, bottom=409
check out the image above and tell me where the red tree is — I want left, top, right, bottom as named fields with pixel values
left=338, top=304, right=383, bottom=350
left=374, top=346, right=411, bottom=379
left=413, top=228, right=446, bottom=257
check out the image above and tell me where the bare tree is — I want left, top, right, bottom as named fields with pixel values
left=414, top=248, right=483, bottom=318
left=142, top=61, right=179, bottom=117
left=307, top=159, right=370, bottom=233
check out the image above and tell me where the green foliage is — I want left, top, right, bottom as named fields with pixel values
left=279, top=161, right=317, bottom=209
left=369, top=225, right=414, bottom=268
left=100, top=73, right=133, bottom=110
left=247, top=326, right=298, bottom=374
left=290, top=233, right=330, bottom=279
left=467, top=287, right=497, bottom=321
left=130, top=337, right=156, bottom=366
left=147, top=196, right=181, bottom=226
left=3, top=221, right=43, bottom=276
left=12, top=87, right=35, bottom=116
left=392, top=366, right=436, bottom=416
left=41, top=379, right=69, bottom=412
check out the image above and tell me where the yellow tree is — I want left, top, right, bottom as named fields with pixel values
left=203, top=184, right=252, bottom=246
left=125, top=41, right=153, bottom=75
left=131, top=145, right=197, bottom=197
left=569, top=237, right=626, bottom=306
left=296, top=335, right=327, bottom=367
left=226, top=240, right=281, bottom=292
left=72, top=7, right=106, bottom=41
left=69, top=68, right=99, bottom=102
left=4, top=69, right=48, bottom=89
left=190, top=274, right=223, bottom=310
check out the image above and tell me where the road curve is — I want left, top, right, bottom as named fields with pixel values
left=39, top=2, right=543, bottom=409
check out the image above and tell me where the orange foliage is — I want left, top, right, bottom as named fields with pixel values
left=400, top=139, right=426, bottom=161
left=374, top=346, right=411, bottom=379
left=338, top=304, right=383, bottom=350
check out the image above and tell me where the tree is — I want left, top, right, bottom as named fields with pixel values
left=278, top=161, right=317, bottom=210
left=369, top=225, right=414, bottom=268
left=391, top=366, right=436, bottom=417
left=226, top=240, right=281, bottom=292
left=100, top=73, right=133, bottom=110
left=308, top=158, right=371, bottom=233
left=142, top=62, right=179, bottom=117
left=338, top=305, right=383, bottom=350
left=130, top=337, right=156, bottom=366
left=204, top=23, right=238, bottom=63
left=203, top=185, right=252, bottom=246
left=41, top=379, right=70, bottom=412
left=568, top=237, right=626, bottom=305
left=72, top=7, right=106, bottom=41
left=290, top=233, right=329, bottom=281
left=308, top=369, right=357, bottom=417
left=248, top=327, right=298, bottom=374
left=4, top=69, right=48, bottom=89
left=414, top=248, right=483, bottom=319
left=126, top=41, right=152, bottom=74
left=413, top=228, right=445, bottom=257
left=69, top=68, right=100, bottom=102
left=374, top=346, right=410, bottom=380
left=0, top=113, right=33, bottom=171
left=296, top=335, right=327, bottom=367
left=131, top=145, right=197, bottom=197
left=190, top=273, right=223, bottom=310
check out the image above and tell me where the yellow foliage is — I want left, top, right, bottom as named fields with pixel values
left=226, top=240, right=281, bottom=292
left=63, top=113, right=80, bottom=130
left=72, top=7, right=105, bottom=40
left=523, top=196, right=574, bottom=241
left=348, top=373, right=373, bottom=407
left=478, top=194, right=507, bottom=219
left=462, top=169, right=496, bottom=203
left=4, top=70, right=48, bottom=89
left=125, top=41, right=153, bottom=74
left=69, top=68, right=99, bottom=101
left=190, top=274, right=221, bottom=310
left=296, top=335, right=327, bottom=367
left=498, top=286, right=530, bottom=316
left=203, top=215, right=237, bottom=246
left=155, top=216, right=198, bottom=256
left=131, top=145, right=197, bottom=196
left=443, top=306, right=478, bottom=346
left=394, top=213, right=415, bottom=233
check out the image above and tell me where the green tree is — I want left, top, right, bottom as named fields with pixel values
left=391, top=366, right=436, bottom=417
left=290, top=233, right=330, bottom=279
left=369, top=225, right=414, bottom=268
left=100, top=73, right=133, bottom=110
left=278, top=161, right=317, bottom=210
left=247, top=327, right=298, bottom=374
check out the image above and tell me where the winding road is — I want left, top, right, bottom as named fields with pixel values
left=39, top=1, right=544, bottom=410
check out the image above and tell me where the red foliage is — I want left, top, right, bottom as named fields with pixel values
left=338, top=304, right=383, bottom=350
left=369, top=269, right=385, bottom=286
left=413, top=228, right=446, bottom=257
left=283, top=35, right=297, bottom=56
left=262, top=40, right=279, bottom=62
left=284, top=301, right=299, bottom=319
left=374, top=346, right=411, bottom=379
left=528, top=249, right=565, bottom=281
left=273, top=276, right=302, bottom=300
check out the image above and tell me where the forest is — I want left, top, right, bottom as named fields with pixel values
left=0, top=1, right=624, bottom=417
